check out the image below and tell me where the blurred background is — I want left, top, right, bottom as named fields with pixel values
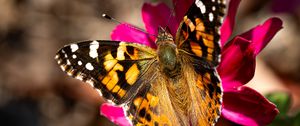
left=0, top=0, right=299, bottom=125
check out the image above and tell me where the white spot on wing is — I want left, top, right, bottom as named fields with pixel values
left=116, top=42, right=127, bottom=60
left=55, top=55, right=59, bottom=59
left=60, top=65, right=66, bottom=71
left=70, top=44, right=79, bottom=52
left=72, top=54, right=77, bottom=59
left=66, top=59, right=71, bottom=65
left=195, top=0, right=206, bottom=13
left=57, top=59, right=62, bottom=64
left=75, top=74, right=83, bottom=81
left=212, top=6, right=216, bottom=11
left=78, top=61, right=82, bottom=66
left=86, top=79, right=94, bottom=87
left=209, top=12, right=214, bottom=22
left=95, top=89, right=103, bottom=96
left=85, top=62, right=94, bottom=71
left=89, top=41, right=99, bottom=58
left=107, top=100, right=115, bottom=105
left=67, top=71, right=73, bottom=76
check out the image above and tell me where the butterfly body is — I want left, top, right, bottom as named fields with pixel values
left=156, top=28, right=180, bottom=77
left=152, top=28, right=194, bottom=125
left=56, top=0, right=225, bottom=125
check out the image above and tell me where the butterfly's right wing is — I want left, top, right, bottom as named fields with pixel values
left=174, top=0, right=225, bottom=125
left=176, top=0, right=225, bottom=67
left=55, top=40, right=156, bottom=105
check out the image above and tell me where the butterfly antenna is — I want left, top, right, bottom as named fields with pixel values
left=102, top=14, right=122, bottom=24
left=102, top=13, right=157, bottom=37
left=165, top=0, right=178, bottom=30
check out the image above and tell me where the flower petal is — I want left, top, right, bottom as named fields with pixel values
left=222, top=86, right=279, bottom=126
left=100, top=103, right=131, bottom=126
left=111, top=23, right=156, bottom=48
left=220, top=0, right=241, bottom=46
left=221, top=79, right=244, bottom=92
left=142, top=3, right=178, bottom=37
left=239, top=17, right=283, bottom=55
left=218, top=18, right=283, bottom=87
left=218, top=36, right=256, bottom=85
left=172, top=0, right=193, bottom=23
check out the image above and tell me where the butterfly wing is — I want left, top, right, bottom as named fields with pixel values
left=175, top=0, right=225, bottom=125
left=123, top=0, right=226, bottom=125
left=176, top=0, right=225, bottom=67
left=55, top=40, right=156, bottom=104
left=124, top=69, right=180, bottom=126
left=193, top=65, right=222, bottom=125
left=125, top=75, right=173, bottom=126
left=123, top=61, right=222, bottom=126
left=56, top=40, right=179, bottom=125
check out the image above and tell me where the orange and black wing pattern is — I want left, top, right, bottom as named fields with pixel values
left=125, top=81, right=173, bottom=126
left=193, top=66, right=222, bottom=125
left=55, top=0, right=226, bottom=125
left=175, top=0, right=225, bottom=125
left=176, top=0, right=225, bottom=67
left=55, top=40, right=156, bottom=104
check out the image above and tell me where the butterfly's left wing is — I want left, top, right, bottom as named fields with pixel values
left=56, top=41, right=178, bottom=126
left=55, top=40, right=156, bottom=105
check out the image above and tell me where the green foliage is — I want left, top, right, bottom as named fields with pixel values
left=266, top=92, right=300, bottom=126
left=151, top=0, right=159, bottom=2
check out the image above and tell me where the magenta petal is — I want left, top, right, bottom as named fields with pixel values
left=100, top=103, right=131, bottom=126
left=222, top=86, right=279, bottom=126
left=142, top=3, right=178, bottom=37
left=220, top=0, right=241, bottom=47
left=111, top=23, right=156, bottom=48
left=221, top=79, right=243, bottom=92
left=239, top=17, right=283, bottom=55
left=218, top=36, right=256, bottom=85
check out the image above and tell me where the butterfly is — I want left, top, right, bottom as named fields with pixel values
left=55, top=0, right=225, bottom=125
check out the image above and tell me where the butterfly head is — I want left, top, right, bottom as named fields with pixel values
left=156, top=27, right=174, bottom=45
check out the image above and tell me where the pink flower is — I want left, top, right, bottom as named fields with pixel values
left=100, top=103, right=131, bottom=126
left=101, top=0, right=282, bottom=126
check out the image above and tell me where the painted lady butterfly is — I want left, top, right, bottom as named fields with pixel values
left=55, top=0, right=225, bottom=125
